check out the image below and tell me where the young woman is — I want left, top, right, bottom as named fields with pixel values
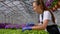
left=22, top=0, right=59, bottom=34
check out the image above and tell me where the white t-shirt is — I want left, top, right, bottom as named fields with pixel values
left=57, top=8, right=60, bottom=11
left=39, top=10, right=55, bottom=25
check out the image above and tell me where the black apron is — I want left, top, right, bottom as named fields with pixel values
left=46, top=25, right=60, bottom=34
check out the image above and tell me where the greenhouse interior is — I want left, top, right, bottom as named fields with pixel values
left=0, top=0, right=60, bottom=34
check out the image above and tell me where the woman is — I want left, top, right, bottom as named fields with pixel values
left=22, top=0, right=59, bottom=34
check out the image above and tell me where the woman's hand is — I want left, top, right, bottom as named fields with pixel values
left=22, top=27, right=32, bottom=32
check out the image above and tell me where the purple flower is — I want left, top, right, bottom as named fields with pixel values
left=45, top=2, right=52, bottom=8
left=5, top=24, right=21, bottom=29
left=13, top=24, right=20, bottom=29
left=21, top=24, right=26, bottom=28
left=45, top=0, right=54, bottom=8
left=5, top=25, right=14, bottom=28
left=0, top=23, right=7, bottom=28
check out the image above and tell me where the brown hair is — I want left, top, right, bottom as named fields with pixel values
left=33, top=0, right=55, bottom=23
left=33, top=0, right=46, bottom=12
left=42, top=0, right=56, bottom=23
left=49, top=10, right=55, bottom=23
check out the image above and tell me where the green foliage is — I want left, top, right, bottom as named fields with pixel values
left=51, top=0, right=58, bottom=8
left=0, top=29, right=49, bottom=34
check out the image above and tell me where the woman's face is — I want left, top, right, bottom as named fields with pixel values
left=33, top=2, right=43, bottom=14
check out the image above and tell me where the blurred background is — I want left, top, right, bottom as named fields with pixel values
left=0, top=0, right=38, bottom=24
left=0, top=0, right=60, bottom=26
